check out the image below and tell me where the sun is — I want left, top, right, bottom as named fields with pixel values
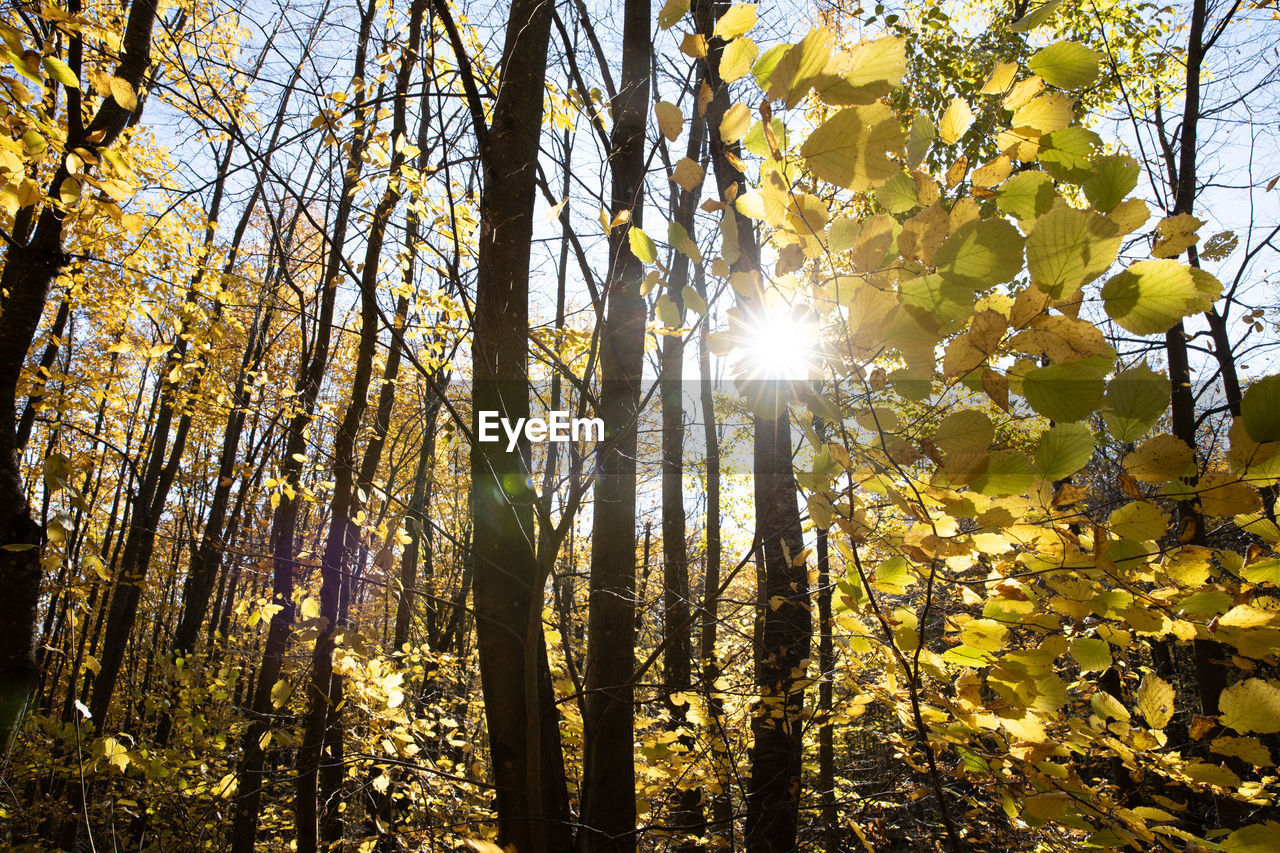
left=736, top=304, right=823, bottom=382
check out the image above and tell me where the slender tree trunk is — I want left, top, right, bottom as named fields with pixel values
left=578, top=0, right=651, bottom=849
left=444, top=0, right=566, bottom=846
left=691, top=2, right=810, bottom=848
left=230, top=4, right=378, bottom=845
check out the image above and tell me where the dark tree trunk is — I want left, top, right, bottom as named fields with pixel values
left=578, top=0, right=651, bottom=849
left=444, top=0, right=568, bottom=846
left=0, top=0, right=159, bottom=750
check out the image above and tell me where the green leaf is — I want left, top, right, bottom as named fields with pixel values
left=1025, top=206, right=1121, bottom=298
left=875, top=171, right=917, bottom=214
left=934, top=218, right=1024, bottom=290
left=800, top=103, right=903, bottom=192
left=906, top=112, right=934, bottom=169
left=42, top=56, right=79, bottom=88
left=1242, top=375, right=1280, bottom=443
left=1028, top=41, right=1102, bottom=90
left=655, top=292, right=681, bottom=327
left=1011, top=0, right=1064, bottom=33
left=1037, top=126, right=1101, bottom=182
left=628, top=225, right=657, bottom=264
left=1036, top=422, right=1093, bottom=481
left=1083, top=154, right=1139, bottom=213
left=1103, top=364, right=1168, bottom=442
left=1221, top=679, right=1280, bottom=734
left=971, top=450, right=1035, bottom=496
left=714, top=3, right=757, bottom=40
left=1101, top=259, right=1215, bottom=336
left=752, top=44, right=789, bottom=89
left=997, top=171, right=1058, bottom=221
left=1022, top=361, right=1105, bottom=423
left=872, top=555, right=914, bottom=594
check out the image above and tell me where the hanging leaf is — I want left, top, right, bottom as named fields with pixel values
left=800, top=103, right=903, bottom=192
left=1025, top=206, right=1121, bottom=298
left=720, top=37, right=758, bottom=83
left=670, top=157, right=704, bottom=191
left=1028, top=41, right=1102, bottom=90
left=655, top=292, right=681, bottom=327
left=110, top=76, right=138, bottom=111
left=42, top=55, right=79, bottom=88
left=1011, top=93, right=1074, bottom=134
left=1101, top=259, right=1217, bottom=335
left=934, top=218, right=1024, bottom=290
left=1136, top=675, right=1175, bottom=729
left=939, top=98, right=974, bottom=144
left=1083, top=154, right=1140, bottom=213
left=658, top=0, right=690, bottom=29
left=654, top=101, right=684, bottom=141
left=1036, top=422, right=1093, bottom=481
left=1152, top=213, right=1205, bottom=259
left=1103, top=364, right=1168, bottom=442
left=980, top=61, right=1019, bottom=95
left=1069, top=637, right=1111, bottom=672
left=1123, top=434, right=1195, bottom=483
left=1242, top=375, right=1280, bottom=443
left=713, top=3, right=757, bottom=40
left=628, top=225, right=657, bottom=263
left=1010, top=0, right=1064, bottom=32
left=1220, top=679, right=1280, bottom=734
left=1021, top=361, right=1105, bottom=423
left=997, top=171, right=1058, bottom=221
left=906, top=112, right=934, bottom=169
left=720, top=102, right=752, bottom=143
left=767, top=26, right=832, bottom=108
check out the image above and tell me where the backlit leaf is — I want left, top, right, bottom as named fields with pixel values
left=800, top=103, right=903, bottom=192
left=1022, top=361, right=1105, bottom=423
left=720, top=37, right=758, bottom=83
left=628, top=225, right=657, bottom=263
left=713, top=3, right=757, bottom=40
left=1220, top=679, right=1280, bottom=734
left=1136, top=674, right=1175, bottom=729
left=1025, top=206, right=1121, bottom=298
left=1242, top=375, right=1280, bottom=442
left=1036, top=422, right=1093, bottom=481
left=1029, top=41, right=1102, bottom=90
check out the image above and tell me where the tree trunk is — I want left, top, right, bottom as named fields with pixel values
left=447, top=0, right=567, bottom=845
left=578, top=0, right=651, bottom=848
left=0, top=0, right=159, bottom=750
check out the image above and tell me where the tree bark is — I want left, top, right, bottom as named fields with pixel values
left=578, top=0, right=651, bottom=848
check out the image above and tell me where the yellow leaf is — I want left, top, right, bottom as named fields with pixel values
left=1220, top=678, right=1280, bottom=733
left=800, top=102, right=903, bottom=192
left=654, top=101, right=683, bottom=142
left=679, top=33, right=707, bottom=58
left=670, top=157, right=704, bottom=192
left=1123, top=434, right=1195, bottom=483
left=657, top=0, right=689, bottom=29
left=720, top=102, right=752, bottom=143
left=713, top=3, right=757, bottom=40
left=981, top=61, right=1018, bottom=95
left=939, top=98, right=974, bottom=144
left=1136, top=674, right=1174, bottom=729
left=110, top=76, right=137, bottom=111
left=1011, top=93, right=1074, bottom=133
left=719, top=37, right=758, bottom=83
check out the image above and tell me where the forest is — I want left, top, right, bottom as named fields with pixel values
left=1, top=0, right=1279, bottom=849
